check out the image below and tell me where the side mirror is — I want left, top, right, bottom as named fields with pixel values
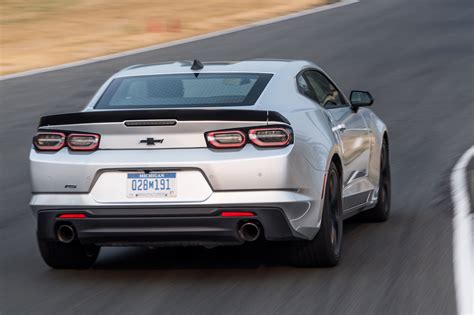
left=350, top=90, right=374, bottom=108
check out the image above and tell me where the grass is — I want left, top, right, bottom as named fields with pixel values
left=0, top=0, right=328, bottom=75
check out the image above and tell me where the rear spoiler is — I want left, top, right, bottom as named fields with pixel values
left=38, top=109, right=290, bottom=127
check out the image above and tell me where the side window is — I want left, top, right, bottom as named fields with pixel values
left=297, top=75, right=317, bottom=101
left=303, top=71, right=346, bottom=108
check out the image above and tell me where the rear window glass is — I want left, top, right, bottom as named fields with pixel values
left=95, top=73, right=273, bottom=109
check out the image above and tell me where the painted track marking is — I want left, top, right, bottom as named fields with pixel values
left=451, top=146, right=474, bottom=315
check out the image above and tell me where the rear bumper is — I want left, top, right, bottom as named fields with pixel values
left=37, top=207, right=297, bottom=246
left=31, top=189, right=323, bottom=241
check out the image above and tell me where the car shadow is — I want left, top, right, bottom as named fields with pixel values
left=93, top=218, right=365, bottom=270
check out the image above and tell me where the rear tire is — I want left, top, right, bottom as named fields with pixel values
left=290, top=162, right=343, bottom=267
left=38, top=237, right=100, bottom=269
left=361, top=139, right=391, bottom=222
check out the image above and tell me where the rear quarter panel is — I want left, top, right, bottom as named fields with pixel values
left=358, top=107, right=388, bottom=189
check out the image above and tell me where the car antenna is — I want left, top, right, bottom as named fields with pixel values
left=191, top=59, right=204, bottom=70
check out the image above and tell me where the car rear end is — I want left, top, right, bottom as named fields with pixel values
left=30, top=70, right=324, bottom=251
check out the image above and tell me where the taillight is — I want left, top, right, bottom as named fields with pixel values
left=249, top=127, right=291, bottom=147
left=33, top=132, right=65, bottom=151
left=33, top=132, right=100, bottom=151
left=206, top=130, right=246, bottom=148
left=67, top=133, right=100, bottom=151
left=205, top=126, right=293, bottom=149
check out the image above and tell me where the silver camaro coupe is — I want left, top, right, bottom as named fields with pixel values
left=30, top=59, right=390, bottom=268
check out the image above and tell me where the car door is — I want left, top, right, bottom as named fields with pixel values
left=301, top=70, right=372, bottom=211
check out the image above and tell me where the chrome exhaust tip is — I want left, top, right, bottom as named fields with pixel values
left=57, top=225, right=75, bottom=244
left=238, top=222, right=261, bottom=242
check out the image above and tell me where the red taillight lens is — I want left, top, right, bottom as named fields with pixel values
left=67, top=133, right=100, bottom=151
left=249, top=127, right=291, bottom=147
left=220, top=211, right=255, bottom=217
left=33, top=132, right=66, bottom=151
left=57, top=213, right=87, bottom=219
left=34, top=132, right=100, bottom=151
left=206, top=126, right=293, bottom=149
left=206, top=130, right=246, bottom=148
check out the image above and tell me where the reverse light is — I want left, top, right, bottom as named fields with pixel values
left=33, top=132, right=66, bottom=151
left=67, top=133, right=100, bottom=151
left=57, top=213, right=87, bottom=219
left=249, top=127, right=291, bottom=147
left=206, top=130, right=246, bottom=148
left=220, top=211, right=255, bottom=217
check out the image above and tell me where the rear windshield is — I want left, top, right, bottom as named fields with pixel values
left=95, top=73, right=273, bottom=109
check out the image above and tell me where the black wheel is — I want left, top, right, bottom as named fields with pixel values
left=38, top=237, right=100, bottom=269
left=290, top=162, right=343, bottom=267
left=361, top=139, right=391, bottom=222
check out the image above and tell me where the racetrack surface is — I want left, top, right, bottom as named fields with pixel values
left=0, top=0, right=473, bottom=313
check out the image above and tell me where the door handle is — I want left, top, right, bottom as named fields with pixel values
left=332, top=124, right=346, bottom=133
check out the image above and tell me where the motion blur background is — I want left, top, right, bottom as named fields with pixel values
left=1, top=0, right=329, bottom=74
left=0, top=0, right=473, bottom=314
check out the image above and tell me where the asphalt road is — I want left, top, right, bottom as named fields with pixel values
left=1, top=0, right=473, bottom=313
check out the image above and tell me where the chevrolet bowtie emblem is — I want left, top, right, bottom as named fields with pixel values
left=140, top=138, right=164, bottom=145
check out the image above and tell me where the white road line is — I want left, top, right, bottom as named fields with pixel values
left=0, top=0, right=359, bottom=81
left=451, top=146, right=474, bottom=315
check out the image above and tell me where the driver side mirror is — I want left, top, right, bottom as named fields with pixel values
left=350, top=90, right=374, bottom=108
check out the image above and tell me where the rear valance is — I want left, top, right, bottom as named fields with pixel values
left=38, top=109, right=290, bottom=127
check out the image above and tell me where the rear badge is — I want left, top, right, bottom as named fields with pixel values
left=139, top=138, right=164, bottom=145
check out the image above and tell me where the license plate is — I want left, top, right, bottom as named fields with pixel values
left=126, top=172, right=177, bottom=198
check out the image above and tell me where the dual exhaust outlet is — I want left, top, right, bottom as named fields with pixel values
left=238, top=222, right=261, bottom=242
left=56, top=222, right=261, bottom=244
left=57, top=224, right=76, bottom=244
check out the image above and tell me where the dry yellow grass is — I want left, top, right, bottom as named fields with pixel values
left=0, top=0, right=328, bottom=75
